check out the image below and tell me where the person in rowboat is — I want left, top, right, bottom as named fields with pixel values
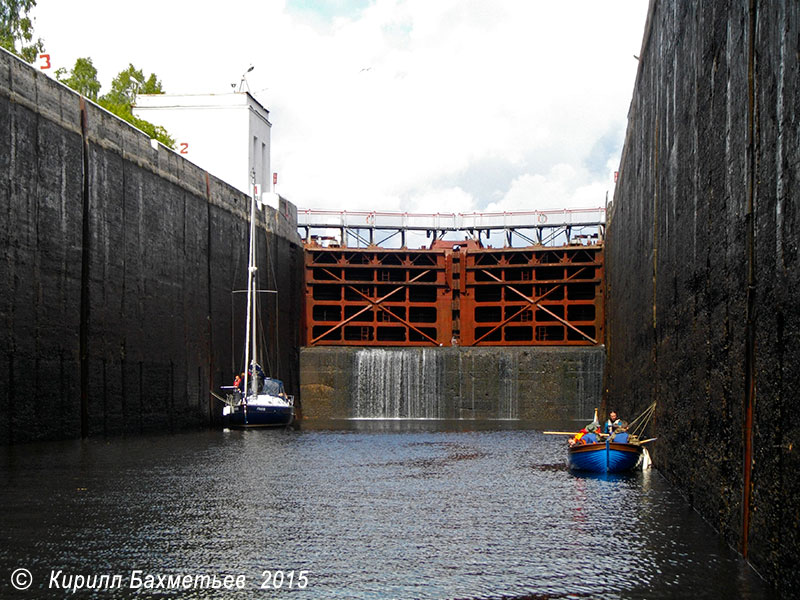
left=582, top=422, right=600, bottom=444
left=568, top=422, right=601, bottom=446
left=603, top=411, right=621, bottom=434
left=609, top=421, right=630, bottom=443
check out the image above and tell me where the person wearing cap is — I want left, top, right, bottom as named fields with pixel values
left=568, top=420, right=602, bottom=446
left=582, top=422, right=600, bottom=444
left=609, top=420, right=630, bottom=443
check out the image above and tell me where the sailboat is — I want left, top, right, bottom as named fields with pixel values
left=218, top=173, right=294, bottom=428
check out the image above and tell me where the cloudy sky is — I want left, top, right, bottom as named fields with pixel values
left=30, top=0, right=648, bottom=214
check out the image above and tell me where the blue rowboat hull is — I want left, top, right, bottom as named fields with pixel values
left=224, top=404, right=293, bottom=428
left=568, top=441, right=642, bottom=473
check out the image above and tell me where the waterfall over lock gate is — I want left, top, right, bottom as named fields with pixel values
left=353, top=348, right=444, bottom=419
left=497, top=351, right=519, bottom=420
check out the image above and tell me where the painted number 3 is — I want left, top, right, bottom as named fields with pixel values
left=38, top=54, right=51, bottom=70
left=179, top=143, right=189, bottom=154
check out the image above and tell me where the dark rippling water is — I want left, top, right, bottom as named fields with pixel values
left=1, top=427, right=770, bottom=599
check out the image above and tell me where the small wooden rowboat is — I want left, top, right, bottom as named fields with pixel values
left=568, top=439, right=643, bottom=473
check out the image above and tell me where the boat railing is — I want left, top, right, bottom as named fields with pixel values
left=219, top=386, right=243, bottom=406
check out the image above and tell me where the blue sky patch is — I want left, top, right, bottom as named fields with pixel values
left=287, top=0, right=373, bottom=22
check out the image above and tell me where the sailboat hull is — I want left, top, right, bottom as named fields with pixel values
left=224, top=403, right=293, bottom=428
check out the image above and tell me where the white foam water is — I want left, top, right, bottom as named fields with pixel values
left=353, top=348, right=444, bottom=419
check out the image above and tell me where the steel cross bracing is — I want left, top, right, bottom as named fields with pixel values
left=303, top=245, right=604, bottom=347
left=298, top=207, right=606, bottom=248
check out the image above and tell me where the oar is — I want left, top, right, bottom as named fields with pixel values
left=639, top=437, right=658, bottom=444
left=543, top=431, right=579, bottom=435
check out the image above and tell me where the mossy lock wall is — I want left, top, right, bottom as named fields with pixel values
left=604, top=1, right=799, bottom=593
left=0, top=48, right=303, bottom=443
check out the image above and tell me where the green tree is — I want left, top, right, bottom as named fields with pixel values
left=99, top=100, right=175, bottom=149
left=0, top=0, right=45, bottom=62
left=100, top=63, right=173, bottom=148
left=55, top=57, right=100, bottom=100
left=56, top=58, right=175, bottom=149
left=103, top=63, right=163, bottom=106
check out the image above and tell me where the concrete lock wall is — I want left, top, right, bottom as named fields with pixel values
left=605, top=0, right=798, bottom=593
left=301, top=346, right=605, bottom=429
left=0, top=48, right=303, bottom=443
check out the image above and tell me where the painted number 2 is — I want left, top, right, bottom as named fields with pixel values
left=179, top=143, right=189, bottom=154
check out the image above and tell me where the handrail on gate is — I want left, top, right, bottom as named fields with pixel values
left=297, top=207, right=606, bottom=230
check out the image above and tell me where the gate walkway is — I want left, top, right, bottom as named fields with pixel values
left=298, top=207, right=606, bottom=248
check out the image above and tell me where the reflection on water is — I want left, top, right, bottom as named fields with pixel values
left=1, top=426, right=770, bottom=599
left=307, top=418, right=550, bottom=433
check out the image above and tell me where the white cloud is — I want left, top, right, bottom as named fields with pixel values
left=31, top=0, right=647, bottom=214
left=405, top=186, right=477, bottom=214
left=489, top=165, right=610, bottom=213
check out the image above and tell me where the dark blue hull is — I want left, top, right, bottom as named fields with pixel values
left=568, top=441, right=642, bottom=473
left=223, top=404, right=293, bottom=428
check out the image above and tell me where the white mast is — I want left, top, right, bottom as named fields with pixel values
left=242, top=170, right=258, bottom=400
